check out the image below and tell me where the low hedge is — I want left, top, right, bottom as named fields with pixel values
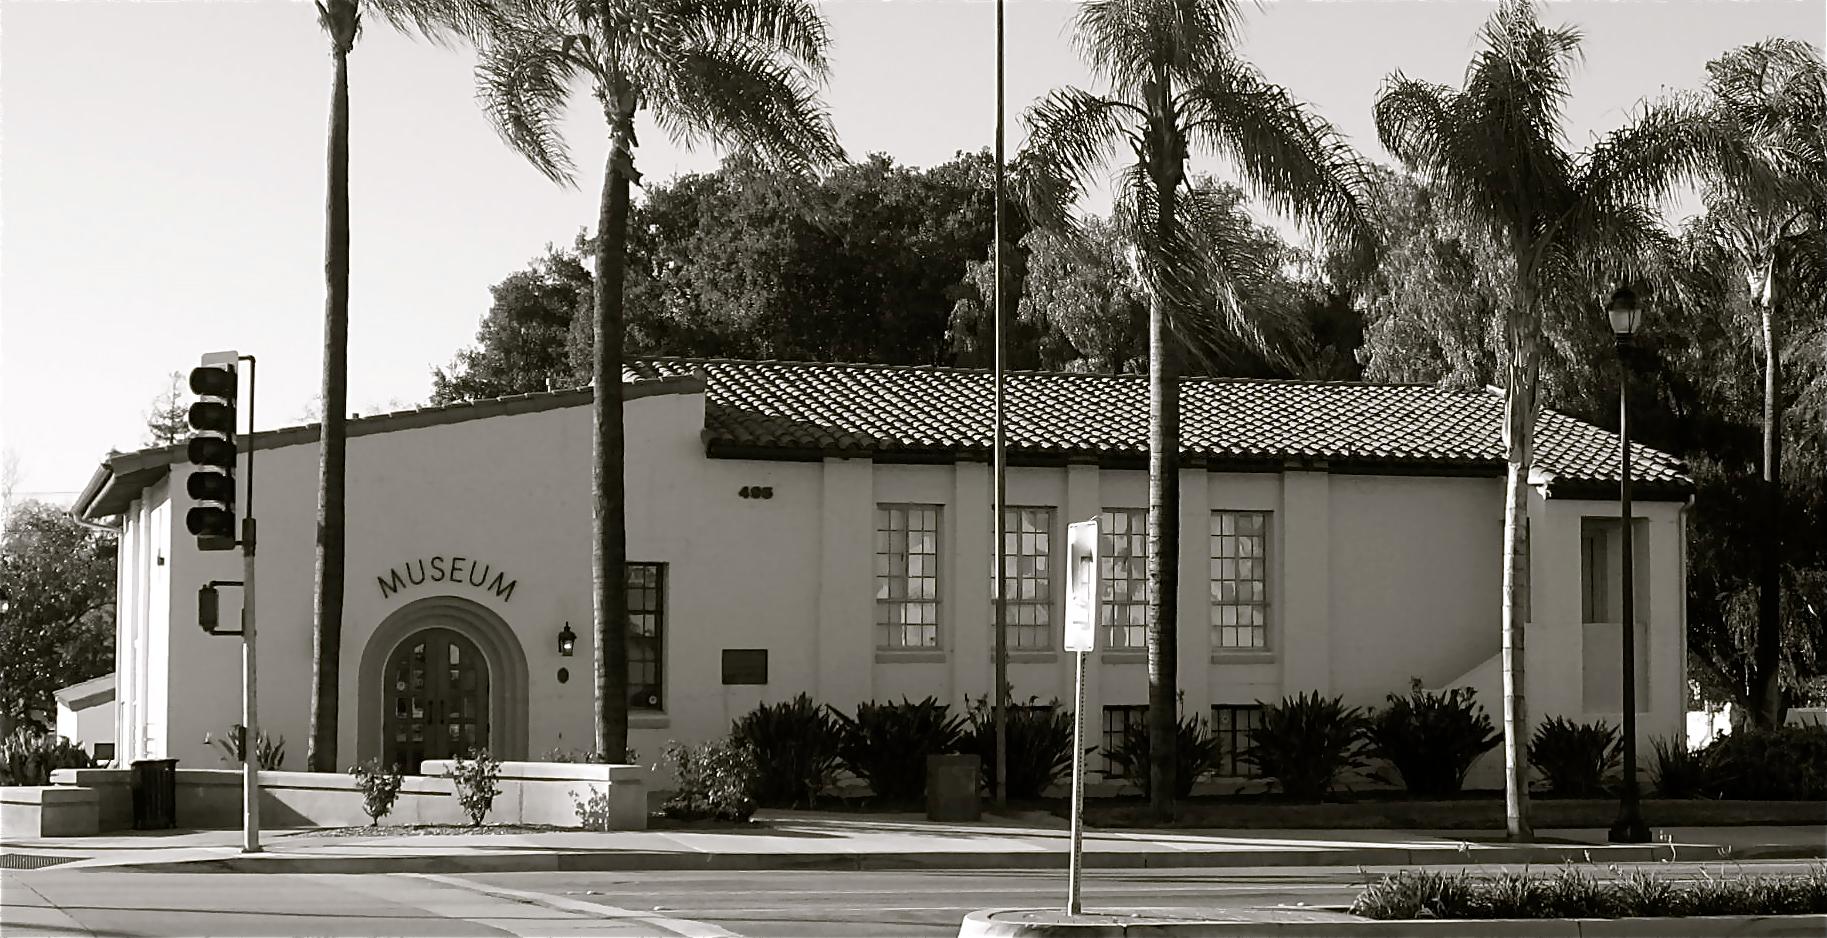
left=1081, top=797, right=1826, bottom=829
left=1352, top=865, right=1827, bottom=919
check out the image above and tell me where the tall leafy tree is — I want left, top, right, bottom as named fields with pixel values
left=143, top=372, right=191, bottom=447
left=0, top=503, right=115, bottom=737
left=433, top=245, right=593, bottom=403
left=475, top=0, right=841, bottom=760
left=1375, top=0, right=1734, bottom=838
left=1687, top=39, right=1826, bottom=728
left=309, top=0, right=493, bottom=773
left=1022, top=0, right=1372, bottom=819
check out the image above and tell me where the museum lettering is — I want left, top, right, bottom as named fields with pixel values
left=377, top=556, right=517, bottom=602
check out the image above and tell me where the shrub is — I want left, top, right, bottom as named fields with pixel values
left=544, top=746, right=639, bottom=763
left=1648, top=735, right=1708, bottom=798
left=1244, top=692, right=1369, bottom=802
left=1105, top=711, right=1220, bottom=800
left=442, top=748, right=502, bottom=826
left=660, top=736, right=759, bottom=822
left=731, top=693, right=844, bottom=808
left=963, top=695, right=1074, bottom=800
left=828, top=697, right=967, bottom=803
left=1528, top=717, right=1620, bottom=797
left=213, top=724, right=286, bottom=770
left=348, top=758, right=404, bottom=825
left=1702, top=725, right=1827, bottom=800
left=1364, top=681, right=1500, bottom=798
left=1351, top=865, right=1827, bottom=920
left=0, top=729, right=91, bottom=786
left=572, top=786, right=615, bottom=831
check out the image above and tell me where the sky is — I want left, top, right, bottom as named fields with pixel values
left=2, top=0, right=1822, bottom=506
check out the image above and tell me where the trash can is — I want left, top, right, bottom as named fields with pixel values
left=131, top=759, right=178, bottom=830
left=925, top=753, right=981, bottom=822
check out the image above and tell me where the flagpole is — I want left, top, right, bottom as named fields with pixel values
left=991, top=0, right=1009, bottom=812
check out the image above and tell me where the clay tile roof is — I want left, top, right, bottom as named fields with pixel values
left=624, top=357, right=1691, bottom=498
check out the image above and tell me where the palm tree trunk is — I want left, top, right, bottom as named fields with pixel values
left=1499, top=292, right=1537, bottom=842
left=1146, top=179, right=1180, bottom=822
left=1750, top=286, right=1784, bottom=728
left=592, top=108, right=634, bottom=763
left=309, top=1, right=355, bottom=773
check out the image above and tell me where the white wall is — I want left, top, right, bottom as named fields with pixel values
left=122, top=389, right=1688, bottom=786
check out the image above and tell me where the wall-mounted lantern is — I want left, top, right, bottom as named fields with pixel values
left=557, top=622, right=577, bottom=657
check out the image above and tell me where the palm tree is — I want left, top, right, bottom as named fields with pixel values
left=475, top=0, right=841, bottom=760
left=1689, top=39, right=1826, bottom=729
left=309, top=0, right=492, bottom=773
left=1022, top=0, right=1373, bottom=820
left=1375, top=0, right=1735, bottom=838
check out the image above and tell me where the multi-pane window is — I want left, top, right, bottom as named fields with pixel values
left=1100, top=509, right=1148, bottom=649
left=876, top=505, right=941, bottom=649
left=998, top=507, right=1054, bottom=650
left=627, top=562, right=665, bottom=710
left=1101, top=704, right=1147, bottom=775
left=1210, top=511, right=1269, bottom=650
left=1211, top=705, right=1265, bottom=778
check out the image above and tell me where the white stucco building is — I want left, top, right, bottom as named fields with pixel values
left=75, top=359, right=1692, bottom=790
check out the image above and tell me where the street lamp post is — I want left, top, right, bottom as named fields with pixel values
left=1606, top=286, right=1650, bottom=845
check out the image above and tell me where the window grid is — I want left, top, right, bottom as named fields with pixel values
left=876, top=505, right=941, bottom=649
left=1101, top=705, right=1148, bottom=775
left=998, top=507, right=1055, bottom=651
left=627, top=562, right=664, bottom=711
left=1100, top=509, right=1148, bottom=649
left=1211, top=705, right=1264, bottom=778
left=1210, top=511, right=1269, bottom=650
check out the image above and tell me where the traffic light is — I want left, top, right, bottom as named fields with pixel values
left=198, top=583, right=220, bottom=632
left=185, top=355, right=239, bottom=550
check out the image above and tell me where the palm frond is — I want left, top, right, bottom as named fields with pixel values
left=365, top=0, right=500, bottom=45
left=473, top=16, right=582, bottom=185
left=1074, top=0, right=1243, bottom=92
left=1579, top=93, right=1744, bottom=217
left=1019, top=87, right=1142, bottom=234
left=1180, top=60, right=1376, bottom=261
left=653, top=42, right=842, bottom=172
left=678, top=0, right=834, bottom=80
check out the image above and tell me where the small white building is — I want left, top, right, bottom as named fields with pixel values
left=75, top=359, right=1692, bottom=789
left=53, top=673, right=116, bottom=764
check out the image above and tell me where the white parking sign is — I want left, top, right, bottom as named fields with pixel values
left=1064, top=518, right=1098, bottom=652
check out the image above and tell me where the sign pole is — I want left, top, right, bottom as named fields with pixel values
left=1068, top=647, right=1086, bottom=914
left=1063, top=517, right=1098, bottom=916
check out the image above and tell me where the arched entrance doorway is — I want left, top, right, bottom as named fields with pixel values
left=382, top=627, right=491, bottom=772
left=357, top=595, right=528, bottom=771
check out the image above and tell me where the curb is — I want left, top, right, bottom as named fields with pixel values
left=70, top=841, right=1825, bottom=875
left=958, top=909, right=1827, bottom=938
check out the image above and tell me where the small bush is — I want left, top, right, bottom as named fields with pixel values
left=1528, top=716, right=1619, bottom=797
left=1702, top=725, right=1827, bottom=800
left=1364, top=681, right=1500, bottom=798
left=442, top=748, right=502, bottom=826
left=828, top=697, right=967, bottom=803
left=0, top=729, right=91, bottom=786
left=572, top=786, right=615, bottom=831
left=1244, top=692, right=1369, bottom=802
left=213, top=724, right=286, bottom=770
left=348, top=758, right=404, bottom=825
left=963, top=696, right=1074, bottom=800
left=1351, top=865, right=1827, bottom=920
left=660, top=736, right=759, bottom=822
left=544, top=746, right=639, bottom=764
left=1648, top=735, right=1709, bottom=799
left=731, top=693, right=844, bottom=808
left=1105, top=711, right=1220, bottom=801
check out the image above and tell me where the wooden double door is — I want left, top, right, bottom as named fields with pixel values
left=383, top=627, right=490, bottom=774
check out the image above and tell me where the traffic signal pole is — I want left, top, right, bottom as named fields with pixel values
left=240, top=354, right=261, bottom=854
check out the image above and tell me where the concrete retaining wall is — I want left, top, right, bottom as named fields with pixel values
left=41, top=761, right=646, bottom=833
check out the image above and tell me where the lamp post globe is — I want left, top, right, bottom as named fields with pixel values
left=1607, top=285, right=1650, bottom=844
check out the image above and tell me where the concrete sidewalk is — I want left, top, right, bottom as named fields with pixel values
left=3, top=811, right=1821, bottom=875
